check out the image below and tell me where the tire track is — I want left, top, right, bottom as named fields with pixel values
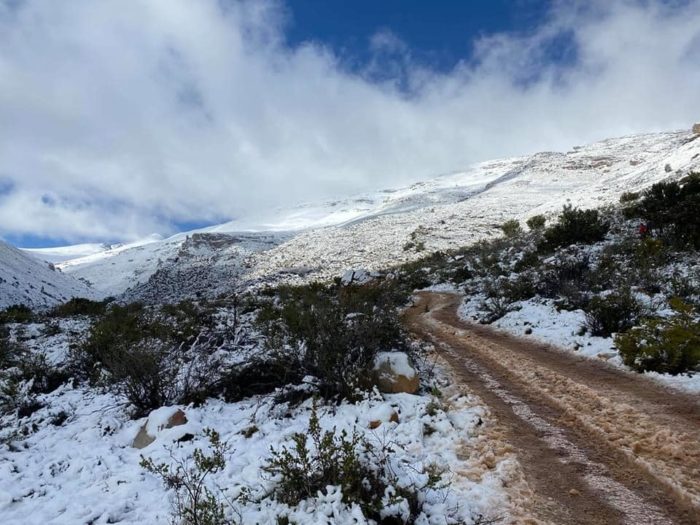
left=405, top=292, right=700, bottom=525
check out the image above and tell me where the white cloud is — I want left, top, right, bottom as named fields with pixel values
left=0, top=0, right=699, bottom=242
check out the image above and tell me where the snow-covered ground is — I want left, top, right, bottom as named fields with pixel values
left=0, top=385, right=515, bottom=524
left=0, top=241, right=99, bottom=309
left=458, top=295, right=700, bottom=394
left=16, top=129, right=700, bottom=302
left=0, top=313, right=519, bottom=525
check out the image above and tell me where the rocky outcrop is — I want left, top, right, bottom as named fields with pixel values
left=693, top=123, right=700, bottom=135
left=373, top=352, right=419, bottom=394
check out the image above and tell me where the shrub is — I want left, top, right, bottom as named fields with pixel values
left=72, top=303, right=201, bottom=416
left=51, top=298, right=108, bottom=317
left=539, top=205, right=609, bottom=251
left=619, top=191, right=640, bottom=203
left=0, top=304, right=33, bottom=324
left=526, top=214, right=547, bottom=230
left=625, top=173, right=700, bottom=249
left=257, top=282, right=410, bottom=400
left=615, top=299, right=700, bottom=375
left=140, top=428, right=234, bottom=525
left=499, top=219, right=522, bottom=238
left=264, top=403, right=443, bottom=523
left=584, top=290, right=643, bottom=337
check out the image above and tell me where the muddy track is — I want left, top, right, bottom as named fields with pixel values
left=405, top=292, right=700, bottom=525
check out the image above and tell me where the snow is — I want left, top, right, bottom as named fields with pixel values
left=17, top=129, right=699, bottom=301
left=458, top=296, right=700, bottom=395
left=374, top=352, right=417, bottom=379
left=0, top=385, right=512, bottom=524
left=0, top=241, right=99, bottom=309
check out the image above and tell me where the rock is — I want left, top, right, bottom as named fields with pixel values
left=340, top=268, right=383, bottom=286
left=693, top=123, right=700, bottom=135
left=373, top=352, right=419, bottom=394
left=132, top=407, right=188, bottom=449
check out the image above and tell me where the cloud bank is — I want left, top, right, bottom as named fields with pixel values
left=1, top=0, right=699, bottom=242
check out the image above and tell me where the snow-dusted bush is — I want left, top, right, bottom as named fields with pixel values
left=623, top=172, right=700, bottom=249
left=499, top=219, right=521, bottom=238
left=615, top=299, right=700, bottom=375
left=50, top=297, right=109, bottom=317
left=584, top=290, right=644, bottom=337
left=263, top=402, right=445, bottom=524
left=539, top=205, right=609, bottom=252
left=140, top=428, right=233, bottom=525
left=257, top=282, right=411, bottom=400
left=526, top=214, right=547, bottom=230
left=0, top=304, right=33, bottom=324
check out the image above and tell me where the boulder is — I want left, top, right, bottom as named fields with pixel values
left=693, top=123, right=700, bottom=135
left=373, top=352, right=419, bottom=394
left=340, top=269, right=383, bottom=286
left=132, top=407, right=188, bottom=449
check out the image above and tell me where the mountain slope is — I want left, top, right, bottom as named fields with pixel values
left=0, top=240, right=99, bottom=309
left=32, top=128, right=700, bottom=302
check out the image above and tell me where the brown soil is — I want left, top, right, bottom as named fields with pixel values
left=404, top=292, right=700, bottom=525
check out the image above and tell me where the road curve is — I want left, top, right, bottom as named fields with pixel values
left=404, top=292, right=700, bottom=525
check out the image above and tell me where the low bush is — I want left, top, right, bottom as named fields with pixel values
left=264, top=403, right=444, bottom=524
left=584, top=290, right=643, bottom=337
left=0, top=304, right=33, bottom=324
left=257, top=282, right=410, bottom=400
left=72, top=302, right=218, bottom=417
left=539, top=205, right=609, bottom=252
left=615, top=299, right=700, bottom=375
left=499, top=219, right=522, bottom=238
left=526, top=214, right=547, bottom=230
left=140, top=428, right=234, bottom=525
left=50, top=297, right=108, bottom=317
left=624, top=172, right=700, bottom=249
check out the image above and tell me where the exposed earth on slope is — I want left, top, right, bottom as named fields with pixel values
left=405, top=292, right=700, bottom=525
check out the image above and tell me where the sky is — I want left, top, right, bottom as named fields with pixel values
left=1, top=0, right=700, bottom=247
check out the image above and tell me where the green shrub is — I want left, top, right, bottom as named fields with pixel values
left=499, top=219, right=522, bottom=238
left=625, top=173, right=700, bottom=249
left=0, top=304, right=33, bottom=324
left=539, top=205, right=609, bottom=251
left=140, top=428, right=233, bottom=525
left=526, top=214, right=547, bottom=230
left=619, top=191, right=640, bottom=203
left=615, top=299, right=700, bottom=375
left=257, top=282, right=409, bottom=400
left=584, top=290, right=643, bottom=337
left=264, top=403, right=443, bottom=523
left=50, top=298, right=108, bottom=317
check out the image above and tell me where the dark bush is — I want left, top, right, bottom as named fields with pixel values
left=256, top=282, right=409, bottom=400
left=539, top=205, right=609, bottom=252
left=526, top=214, right=547, bottom=230
left=0, top=304, right=33, bottom=324
left=51, top=298, right=109, bottom=317
left=624, top=173, right=700, bottom=249
left=584, top=290, right=643, bottom=337
left=499, top=219, right=522, bottom=238
left=615, top=299, right=700, bottom=375
left=619, top=191, right=640, bottom=203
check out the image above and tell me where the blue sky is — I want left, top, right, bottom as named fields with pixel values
left=285, top=0, right=551, bottom=73
left=1, top=0, right=700, bottom=248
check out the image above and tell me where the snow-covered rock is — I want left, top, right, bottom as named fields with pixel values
left=373, top=352, right=420, bottom=394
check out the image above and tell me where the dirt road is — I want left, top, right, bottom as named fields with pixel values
left=405, top=292, right=700, bottom=525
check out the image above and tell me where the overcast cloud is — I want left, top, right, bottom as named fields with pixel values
left=1, top=0, right=699, bottom=242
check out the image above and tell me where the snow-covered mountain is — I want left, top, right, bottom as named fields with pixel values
left=0, top=240, right=99, bottom=309
left=18, top=128, right=700, bottom=303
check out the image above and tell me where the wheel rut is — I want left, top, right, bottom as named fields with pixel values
left=404, top=292, right=700, bottom=525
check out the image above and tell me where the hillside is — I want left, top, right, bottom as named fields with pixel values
left=0, top=241, right=99, bottom=309
left=28, top=129, right=700, bottom=303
